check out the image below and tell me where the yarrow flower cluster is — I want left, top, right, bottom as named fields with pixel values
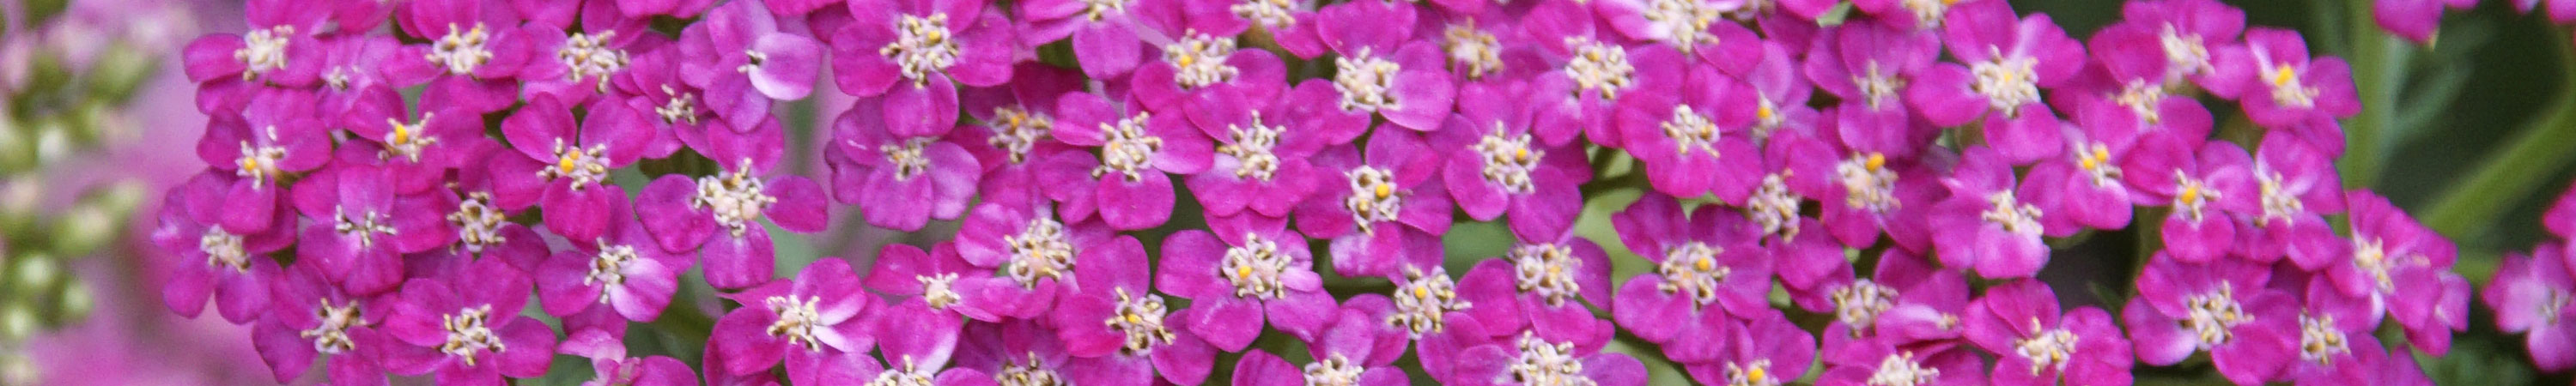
left=158, top=0, right=2486, bottom=384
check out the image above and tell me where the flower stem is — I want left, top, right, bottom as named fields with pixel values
left=2421, top=30, right=2576, bottom=258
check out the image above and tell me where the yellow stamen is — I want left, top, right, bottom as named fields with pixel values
left=1749, top=366, right=1767, bottom=383
left=1694, top=256, right=1714, bottom=271
left=557, top=153, right=578, bottom=174
left=2181, top=184, right=2202, bottom=204
left=1374, top=184, right=1393, bottom=199
left=1413, top=286, right=1429, bottom=299
left=1125, top=314, right=1141, bottom=323
left=1236, top=266, right=1251, bottom=278
left=390, top=118, right=413, bottom=144
left=1515, top=148, right=1529, bottom=162
left=1757, top=104, right=1777, bottom=122
left=1865, top=153, right=1887, bottom=172
left=2270, top=66, right=2297, bottom=87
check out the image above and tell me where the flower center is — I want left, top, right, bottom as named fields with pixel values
left=1642, top=0, right=1721, bottom=51
left=1388, top=266, right=1472, bottom=336
left=2264, top=63, right=2318, bottom=109
left=1080, top=0, right=1131, bottom=21
left=2117, top=80, right=2166, bottom=124
left=541, top=139, right=613, bottom=190
left=867, top=357, right=939, bottom=386
left=383, top=113, right=443, bottom=163
left=2183, top=286, right=2248, bottom=347
left=919, top=273, right=963, bottom=309
left=1832, top=280, right=1899, bottom=333
left=585, top=242, right=639, bottom=293
left=987, top=106, right=1054, bottom=165
left=236, top=26, right=295, bottom=81
left=1748, top=173, right=1803, bottom=239
left=1218, top=112, right=1285, bottom=181
left=765, top=295, right=828, bottom=352
left=1564, top=39, right=1636, bottom=100
left=1004, top=217, right=1077, bottom=288
left=1837, top=153, right=1900, bottom=213
left=655, top=85, right=702, bottom=125
left=884, top=14, right=961, bottom=84
left=1725, top=359, right=1779, bottom=386
left=447, top=192, right=510, bottom=252
left=2172, top=172, right=2218, bottom=222
left=2014, top=327, right=2079, bottom=372
left=1970, top=51, right=2040, bottom=116
left=1231, top=0, right=1297, bottom=29
left=734, top=48, right=773, bottom=74
left=880, top=136, right=934, bottom=181
left=2351, top=238, right=2399, bottom=292
left=1333, top=49, right=1403, bottom=112
left=200, top=228, right=251, bottom=273
left=557, top=31, right=629, bottom=93
left=1164, top=32, right=1240, bottom=89
left=1473, top=124, right=1542, bottom=195
left=428, top=23, right=495, bottom=75
left=1091, top=112, right=1166, bottom=182
left=1753, top=96, right=1785, bottom=139
left=234, top=129, right=290, bottom=186
left=332, top=207, right=399, bottom=250
left=2297, top=314, right=2348, bottom=364
left=300, top=299, right=362, bottom=354
left=1866, top=351, right=1940, bottom=386
left=2543, top=291, right=2573, bottom=325
left=689, top=166, right=779, bottom=238
left=1342, top=166, right=1405, bottom=234
left=1856, top=63, right=1906, bottom=110
left=1979, top=191, right=2044, bottom=235
left=2158, top=27, right=2211, bottom=79
left=999, top=354, right=1066, bottom=386
left=1506, top=333, right=1595, bottom=386
left=1221, top=232, right=1293, bottom=299
left=1899, top=0, right=1959, bottom=28
left=1106, top=287, right=1177, bottom=354
left=1303, top=353, right=1365, bottom=386
left=1443, top=21, right=1505, bottom=80
left=325, top=66, right=355, bottom=90
left=1656, top=242, right=1733, bottom=309
left=2074, top=142, right=2121, bottom=186
left=440, top=305, right=507, bottom=365
left=1510, top=243, right=1584, bottom=307
left=2254, top=168, right=2305, bottom=226
left=1660, top=106, right=1724, bottom=157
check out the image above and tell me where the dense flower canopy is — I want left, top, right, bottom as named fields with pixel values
left=154, top=0, right=2523, bottom=384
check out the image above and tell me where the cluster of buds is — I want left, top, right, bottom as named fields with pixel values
left=155, top=0, right=2496, bottom=384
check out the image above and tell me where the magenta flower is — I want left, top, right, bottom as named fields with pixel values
left=1816, top=146, right=1949, bottom=254
left=1439, top=81, right=1592, bottom=239
left=1303, top=33, right=1455, bottom=133
left=2022, top=124, right=2137, bottom=233
left=1352, top=280, right=1508, bottom=384
left=601, top=45, right=711, bottom=159
left=1595, top=0, right=1765, bottom=74
left=1911, top=0, right=2085, bottom=165
left=861, top=243, right=1020, bottom=323
left=1455, top=236, right=1615, bottom=350
left=196, top=87, right=330, bottom=233
left=1609, top=192, right=1771, bottom=362
left=708, top=259, right=879, bottom=384
left=1764, top=133, right=1856, bottom=291
left=837, top=0, right=1018, bottom=137
left=1449, top=332, right=1649, bottom=386
left=1806, top=21, right=1941, bottom=157
left=860, top=298, right=991, bottom=385
left=1741, top=43, right=1821, bottom=142
left=1295, top=130, right=1453, bottom=278
left=1963, top=280, right=2132, bottom=386
left=1852, top=0, right=1984, bottom=30
left=343, top=98, right=495, bottom=194
left=313, top=35, right=402, bottom=121
left=954, top=202, right=1115, bottom=318
left=1018, top=0, right=1150, bottom=78
left=2374, top=0, right=2476, bottom=44
left=560, top=330, right=698, bottom=386
left=438, top=161, right=560, bottom=274
left=519, top=16, right=653, bottom=105
left=1614, top=67, right=1762, bottom=202
left=1681, top=311, right=1814, bottom=386
left=1528, top=2, right=1683, bottom=146
left=2113, top=0, right=2244, bottom=89
left=1185, top=82, right=1352, bottom=219
left=489, top=96, right=650, bottom=243
left=2125, top=256, right=2296, bottom=385
left=1816, top=337, right=1986, bottom=386
left=2121, top=136, right=2258, bottom=262
left=2339, top=190, right=2470, bottom=354
left=2242, top=133, right=2347, bottom=268
left=386, top=0, right=534, bottom=114
left=2072, top=23, right=2218, bottom=148
left=155, top=173, right=289, bottom=323
left=536, top=203, right=689, bottom=323
left=956, top=63, right=1086, bottom=210
left=2485, top=244, right=2576, bottom=371
left=1050, top=235, right=1218, bottom=385
left=251, top=263, right=390, bottom=386
left=292, top=165, right=449, bottom=295
left=380, top=256, right=558, bottom=384
left=1930, top=146, right=2052, bottom=278
left=182, top=0, right=325, bottom=99
left=678, top=0, right=824, bottom=130
left=1156, top=222, right=1337, bottom=351
left=637, top=120, right=833, bottom=289
left=2211, top=27, right=2360, bottom=145
left=827, top=101, right=983, bottom=232
left=1791, top=249, right=1935, bottom=347
left=953, top=319, right=1074, bottom=385
left=2549, top=181, right=2576, bottom=238
left=1230, top=294, right=1411, bottom=386
left=2281, top=274, right=2393, bottom=385
left=1132, top=2, right=1290, bottom=118
left=1048, top=91, right=1215, bottom=230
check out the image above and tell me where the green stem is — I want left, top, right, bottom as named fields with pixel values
left=2339, top=0, right=2411, bottom=187
left=2421, top=31, right=2576, bottom=244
